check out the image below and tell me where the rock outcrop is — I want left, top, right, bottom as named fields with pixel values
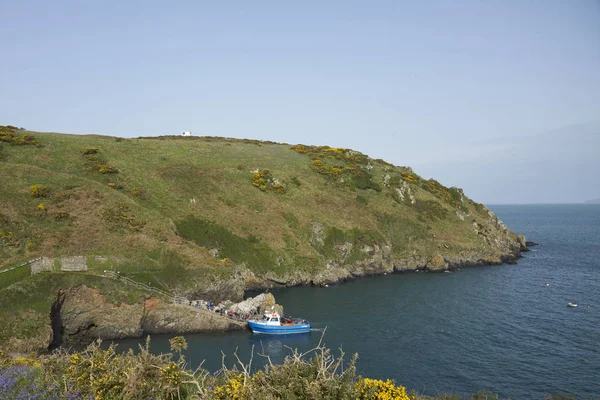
left=55, top=286, right=145, bottom=343
left=52, top=285, right=248, bottom=346
left=142, top=298, right=246, bottom=335
left=225, top=293, right=283, bottom=316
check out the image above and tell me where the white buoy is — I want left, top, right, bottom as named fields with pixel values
left=325, top=284, right=329, bottom=288
left=546, top=283, right=550, bottom=287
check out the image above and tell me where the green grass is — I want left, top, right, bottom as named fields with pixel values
left=176, top=215, right=278, bottom=275
left=0, top=266, right=31, bottom=290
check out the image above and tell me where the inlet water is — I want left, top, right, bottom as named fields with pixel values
left=110, top=205, right=600, bottom=399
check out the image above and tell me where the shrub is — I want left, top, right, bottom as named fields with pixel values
left=37, top=203, right=46, bottom=211
left=291, top=144, right=377, bottom=185
left=355, top=377, right=411, bottom=400
left=30, top=184, right=50, bottom=198
left=81, top=147, right=99, bottom=155
left=352, top=172, right=382, bottom=191
left=251, top=169, right=287, bottom=194
left=100, top=203, right=145, bottom=232
left=0, top=335, right=506, bottom=400
left=414, top=199, right=450, bottom=220
left=81, top=148, right=120, bottom=175
left=97, top=164, right=119, bottom=174
left=400, top=171, right=419, bottom=184
left=0, top=126, right=41, bottom=147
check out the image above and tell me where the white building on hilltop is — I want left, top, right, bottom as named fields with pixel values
left=182, top=131, right=192, bottom=136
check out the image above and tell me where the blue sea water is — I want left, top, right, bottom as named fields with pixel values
left=112, top=204, right=600, bottom=399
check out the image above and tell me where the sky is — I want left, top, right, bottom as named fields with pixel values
left=1, top=0, right=599, bottom=203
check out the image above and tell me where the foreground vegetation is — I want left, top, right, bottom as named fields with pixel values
left=2, top=336, right=570, bottom=400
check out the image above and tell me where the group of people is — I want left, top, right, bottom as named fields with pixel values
left=174, top=297, right=259, bottom=322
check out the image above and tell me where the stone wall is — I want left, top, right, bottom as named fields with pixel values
left=30, top=257, right=54, bottom=275
left=60, top=256, right=88, bottom=272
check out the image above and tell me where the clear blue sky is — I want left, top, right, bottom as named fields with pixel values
left=1, top=0, right=599, bottom=203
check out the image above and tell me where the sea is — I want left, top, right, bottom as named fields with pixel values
left=110, top=204, right=600, bottom=399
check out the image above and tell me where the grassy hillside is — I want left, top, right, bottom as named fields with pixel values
left=0, top=125, right=524, bottom=349
left=0, top=125, right=523, bottom=281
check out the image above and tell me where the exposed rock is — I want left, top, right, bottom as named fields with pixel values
left=52, top=285, right=247, bottom=346
left=517, top=234, right=527, bottom=251
left=525, top=241, right=540, bottom=247
left=208, top=248, right=219, bottom=258
left=228, top=293, right=282, bottom=316
left=310, top=222, right=325, bottom=246
left=142, top=299, right=246, bottom=334
left=188, top=274, right=247, bottom=303
left=395, top=182, right=416, bottom=204
left=382, top=245, right=391, bottom=260
left=383, top=174, right=391, bottom=186
left=313, top=264, right=352, bottom=286
left=426, top=255, right=448, bottom=271
left=56, top=285, right=144, bottom=343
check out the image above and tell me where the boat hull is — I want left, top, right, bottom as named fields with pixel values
left=248, top=320, right=311, bottom=334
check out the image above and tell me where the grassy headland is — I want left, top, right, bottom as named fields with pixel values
left=0, top=125, right=526, bottom=351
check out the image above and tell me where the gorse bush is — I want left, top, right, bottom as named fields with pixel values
left=95, top=163, right=120, bottom=174
left=291, top=144, right=384, bottom=193
left=29, top=184, right=50, bottom=198
left=100, top=202, right=145, bottom=232
left=42, top=338, right=191, bottom=399
left=80, top=147, right=120, bottom=174
left=251, top=169, right=286, bottom=194
left=81, top=147, right=99, bottom=155
left=355, top=377, right=411, bottom=400
left=0, top=126, right=41, bottom=147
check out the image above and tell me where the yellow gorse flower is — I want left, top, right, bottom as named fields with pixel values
left=355, top=378, right=411, bottom=400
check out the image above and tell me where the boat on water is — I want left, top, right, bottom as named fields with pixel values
left=248, top=308, right=310, bottom=334
left=567, top=302, right=578, bottom=308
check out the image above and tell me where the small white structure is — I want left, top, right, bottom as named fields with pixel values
left=182, top=131, right=192, bottom=136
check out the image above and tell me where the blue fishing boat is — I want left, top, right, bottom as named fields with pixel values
left=248, top=308, right=310, bottom=334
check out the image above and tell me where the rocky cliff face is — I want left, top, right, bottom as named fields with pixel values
left=200, top=205, right=527, bottom=293
left=52, top=286, right=248, bottom=346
